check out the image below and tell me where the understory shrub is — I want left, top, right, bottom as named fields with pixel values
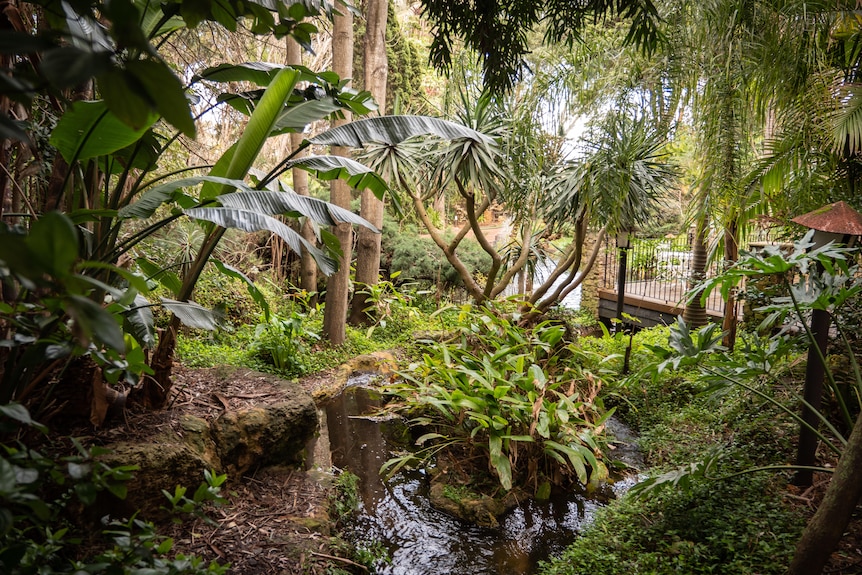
left=539, top=470, right=802, bottom=575
left=383, top=222, right=492, bottom=289
left=383, top=304, right=614, bottom=492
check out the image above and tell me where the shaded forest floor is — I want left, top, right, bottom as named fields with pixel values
left=80, top=365, right=360, bottom=575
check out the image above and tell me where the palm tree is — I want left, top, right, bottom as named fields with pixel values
left=536, top=111, right=677, bottom=316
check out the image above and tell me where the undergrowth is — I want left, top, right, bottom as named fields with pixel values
left=539, top=324, right=807, bottom=575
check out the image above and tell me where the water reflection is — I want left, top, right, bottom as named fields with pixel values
left=309, top=384, right=630, bottom=575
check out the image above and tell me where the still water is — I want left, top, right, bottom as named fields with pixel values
left=307, top=382, right=637, bottom=575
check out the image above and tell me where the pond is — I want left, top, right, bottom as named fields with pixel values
left=306, top=378, right=638, bottom=575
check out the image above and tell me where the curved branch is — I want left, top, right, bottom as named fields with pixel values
left=457, top=177, right=502, bottom=298
left=537, top=225, right=607, bottom=313
left=411, top=190, right=486, bottom=302
left=490, top=222, right=533, bottom=299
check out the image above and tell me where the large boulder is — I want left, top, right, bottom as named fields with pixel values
left=99, top=439, right=217, bottom=519
left=211, top=399, right=317, bottom=476
left=96, top=369, right=318, bottom=518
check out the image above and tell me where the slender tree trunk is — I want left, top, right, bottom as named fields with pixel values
left=410, top=190, right=486, bottom=302
left=349, top=0, right=388, bottom=325
left=287, top=37, right=318, bottom=301
left=788, top=411, right=862, bottom=575
left=683, top=225, right=709, bottom=328
left=323, top=7, right=354, bottom=344
left=721, top=222, right=739, bottom=348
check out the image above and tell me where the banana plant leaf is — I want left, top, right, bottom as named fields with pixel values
left=308, top=115, right=494, bottom=148
left=119, top=175, right=255, bottom=219
left=124, top=294, right=157, bottom=348
left=283, top=155, right=391, bottom=201
left=193, top=62, right=339, bottom=87
left=184, top=206, right=338, bottom=275
left=160, top=298, right=220, bottom=330
left=215, top=189, right=377, bottom=231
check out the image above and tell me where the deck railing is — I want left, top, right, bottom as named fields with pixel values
left=601, top=235, right=725, bottom=314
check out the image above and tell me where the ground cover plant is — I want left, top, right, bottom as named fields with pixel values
left=381, top=303, right=615, bottom=494
left=175, top=276, right=450, bottom=378
left=542, top=232, right=862, bottom=574
left=537, top=320, right=807, bottom=575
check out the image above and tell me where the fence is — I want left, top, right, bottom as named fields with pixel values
left=601, top=234, right=726, bottom=316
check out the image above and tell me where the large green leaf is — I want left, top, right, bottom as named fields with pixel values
left=26, top=212, right=79, bottom=278
left=488, top=434, right=512, bottom=490
left=219, top=92, right=344, bottom=132
left=98, top=68, right=153, bottom=131
left=50, top=100, right=156, bottom=162
left=124, top=294, right=156, bottom=348
left=135, top=257, right=182, bottom=295
left=284, top=155, right=390, bottom=201
left=309, top=115, right=493, bottom=148
left=194, top=61, right=284, bottom=86
left=64, top=295, right=125, bottom=351
left=120, top=175, right=254, bottom=219
left=272, top=97, right=344, bottom=133
left=215, top=189, right=377, bottom=231
left=193, top=62, right=338, bottom=87
left=184, top=206, right=337, bottom=275
left=200, top=68, right=300, bottom=200
left=160, top=299, right=220, bottom=330
left=126, top=59, right=196, bottom=137
left=40, top=46, right=112, bottom=89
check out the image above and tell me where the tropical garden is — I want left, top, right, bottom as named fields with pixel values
left=2, top=0, right=862, bottom=573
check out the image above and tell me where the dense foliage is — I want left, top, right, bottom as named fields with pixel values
left=383, top=304, right=614, bottom=492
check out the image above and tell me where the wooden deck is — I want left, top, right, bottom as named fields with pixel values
left=598, top=280, right=729, bottom=328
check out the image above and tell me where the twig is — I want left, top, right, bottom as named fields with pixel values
left=310, top=551, right=368, bottom=571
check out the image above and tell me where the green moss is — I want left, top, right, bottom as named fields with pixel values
left=539, top=472, right=803, bottom=575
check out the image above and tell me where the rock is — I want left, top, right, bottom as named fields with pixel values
left=312, top=352, right=398, bottom=401
left=179, top=414, right=221, bottom=468
left=99, top=440, right=216, bottom=519
left=95, top=369, right=319, bottom=518
left=210, top=398, right=318, bottom=476
left=428, top=481, right=523, bottom=528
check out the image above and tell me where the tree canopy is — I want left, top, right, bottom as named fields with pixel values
left=418, top=0, right=662, bottom=92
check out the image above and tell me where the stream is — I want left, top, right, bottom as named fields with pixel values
left=306, top=376, right=640, bottom=575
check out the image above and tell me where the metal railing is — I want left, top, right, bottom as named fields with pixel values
left=601, top=235, right=726, bottom=313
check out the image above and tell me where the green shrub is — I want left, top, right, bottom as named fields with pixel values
left=383, top=223, right=492, bottom=289
left=539, top=471, right=802, bottom=575
left=383, top=304, right=613, bottom=492
left=250, top=312, right=320, bottom=375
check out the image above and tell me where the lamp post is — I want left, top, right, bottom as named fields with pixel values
left=790, top=201, right=862, bottom=487
left=615, top=230, right=631, bottom=332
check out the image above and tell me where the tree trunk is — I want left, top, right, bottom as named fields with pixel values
left=788, top=411, right=862, bottom=575
left=721, top=222, right=739, bottom=349
left=323, top=6, right=354, bottom=344
left=287, top=37, right=318, bottom=301
left=683, top=225, right=709, bottom=328
left=349, top=0, right=388, bottom=326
